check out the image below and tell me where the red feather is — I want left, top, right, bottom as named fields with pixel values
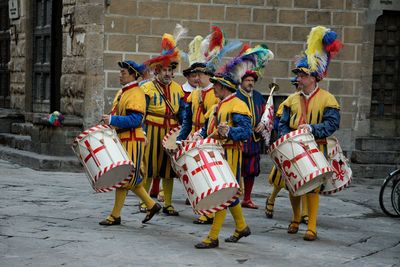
left=208, top=26, right=223, bottom=52
left=325, top=39, right=343, bottom=59
left=161, top=36, right=175, bottom=51
left=238, top=44, right=250, bottom=56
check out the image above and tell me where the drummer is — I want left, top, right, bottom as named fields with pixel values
left=194, top=72, right=252, bottom=249
left=99, top=60, right=161, bottom=226
left=265, top=77, right=308, bottom=224
left=176, top=62, right=219, bottom=224
left=148, top=57, right=201, bottom=202
left=278, top=26, right=342, bottom=241
left=141, top=27, right=186, bottom=216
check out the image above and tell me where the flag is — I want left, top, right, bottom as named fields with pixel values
left=260, top=95, right=274, bottom=146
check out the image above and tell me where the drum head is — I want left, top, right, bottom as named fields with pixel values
left=95, top=164, right=134, bottom=189
left=163, top=127, right=181, bottom=151
left=195, top=187, right=240, bottom=211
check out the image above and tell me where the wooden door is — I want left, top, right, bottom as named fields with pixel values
left=371, top=11, right=400, bottom=136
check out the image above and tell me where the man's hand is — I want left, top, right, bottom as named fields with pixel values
left=298, top=124, right=312, bottom=132
left=255, top=122, right=265, bottom=133
left=101, top=114, right=111, bottom=125
left=217, top=122, right=230, bottom=137
left=191, top=131, right=203, bottom=141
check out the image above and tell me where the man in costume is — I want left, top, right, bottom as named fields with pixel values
left=194, top=73, right=252, bottom=249
left=176, top=63, right=218, bottom=224
left=99, top=60, right=161, bottom=226
left=236, top=70, right=266, bottom=209
left=147, top=61, right=199, bottom=203
left=141, top=25, right=187, bottom=216
left=265, top=78, right=308, bottom=223
left=181, top=65, right=199, bottom=102
left=278, top=26, right=342, bottom=241
left=177, top=28, right=241, bottom=224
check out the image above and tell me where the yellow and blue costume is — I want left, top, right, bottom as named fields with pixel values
left=279, top=87, right=340, bottom=239
left=177, top=84, right=219, bottom=140
left=196, top=92, right=252, bottom=247
left=101, top=78, right=159, bottom=225
left=141, top=79, right=185, bottom=214
left=278, top=25, right=342, bottom=240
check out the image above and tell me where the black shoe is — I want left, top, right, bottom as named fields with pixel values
left=99, top=215, right=121, bottom=226
left=193, top=215, right=213, bottom=225
left=194, top=239, right=219, bottom=249
left=162, top=205, right=179, bottom=216
left=225, top=226, right=251, bottom=243
left=142, top=203, right=161, bottom=223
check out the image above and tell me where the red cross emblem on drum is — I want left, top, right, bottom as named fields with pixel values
left=191, top=150, right=223, bottom=182
left=172, top=138, right=240, bottom=215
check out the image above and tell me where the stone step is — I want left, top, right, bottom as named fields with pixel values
left=0, top=145, right=82, bottom=172
left=351, top=150, right=400, bottom=164
left=355, top=137, right=400, bottom=151
left=350, top=163, right=398, bottom=179
left=0, top=109, right=24, bottom=133
left=11, top=122, right=34, bottom=136
left=0, top=133, right=32, bottom=151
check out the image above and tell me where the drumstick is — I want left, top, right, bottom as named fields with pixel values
left=206, top=130, right=218, bottom=139
left=268, top=82, right=279, bottom=97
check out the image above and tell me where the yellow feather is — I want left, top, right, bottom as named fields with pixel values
left=189, top=35, right=204, bottom=65
left=305, top=26, right=328, bottom=71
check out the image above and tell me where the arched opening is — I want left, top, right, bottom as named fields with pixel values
left=370, top=10, right=400, bottom=136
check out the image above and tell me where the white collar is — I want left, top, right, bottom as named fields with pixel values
left=220, top=92, right=236, bottom=103
left=122, top=81, right=138, bottom=88
left=301, top=84, right=319, bottom=100
left=182, top=82, right=196, bottom=93
left=201, top=83, right=213, bottom=91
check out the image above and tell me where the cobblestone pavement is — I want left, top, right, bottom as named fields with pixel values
left=0, top=159, right=399, bottom=267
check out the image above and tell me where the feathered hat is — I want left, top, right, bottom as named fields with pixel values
left=292, top=26, right=343, bottom=81
left=144, top=24, right=188, bottom=70
left=183, top=26, right=242, bottom=77
left=183, top=35, right=205, bottom=77
left=211, top=44, right=274, bottom=91
left=118, top=60, right=146, bottom=78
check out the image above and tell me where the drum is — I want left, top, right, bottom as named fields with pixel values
left=269, top=129, right=334, bottom=196
left=174, top=138, right=240, bottom=215
left=72, top=124, right=134, bottom=193
left=162, top=126, right=181, bottom=173
left=162, top=126, right=181, bottom=158
left=320, top=136, right=352, bottom=195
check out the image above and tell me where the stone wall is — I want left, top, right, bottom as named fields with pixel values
left=61, top=0, right=105, bottom=129
left=103, top=0, right=373, bottom=149
left=8, top=0, right=30, bottom=111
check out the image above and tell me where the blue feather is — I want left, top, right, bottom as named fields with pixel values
left=322, top=31, right=337, bottom=46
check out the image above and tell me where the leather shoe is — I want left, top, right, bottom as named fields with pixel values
left=162, top=205, right=179, bottom=216
left=194, top=238, right=219, bottom=249
left=99, top=215, right=121, bottom=226
left=142, top=203, right=161, bottom=223
left=303, top=230, right=317, bottom=241
left=225, top=226, right=251, bottom=243
left=287, top=221, right=299, bottom=234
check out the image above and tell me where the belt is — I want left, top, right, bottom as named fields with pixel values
left=146, top=111, right=177, bottom=120
left=116, top=129, right=145, bottom=142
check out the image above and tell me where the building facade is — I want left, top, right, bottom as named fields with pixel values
left=0, top=0, right=399, bottom=171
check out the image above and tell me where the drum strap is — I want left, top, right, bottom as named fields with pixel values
left=152, top=80, right=178, bottom=120
left=299, top=95, right=308, bottom=125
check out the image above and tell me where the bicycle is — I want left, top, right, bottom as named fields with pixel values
left=379, top=168, right=400, bottom=217
left=391, top=174, right=400, bottom=215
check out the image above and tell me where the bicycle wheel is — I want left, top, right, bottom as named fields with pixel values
left=391, top=177, right=400, bottom=216
left=379, top=169, right=400, bottom=217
